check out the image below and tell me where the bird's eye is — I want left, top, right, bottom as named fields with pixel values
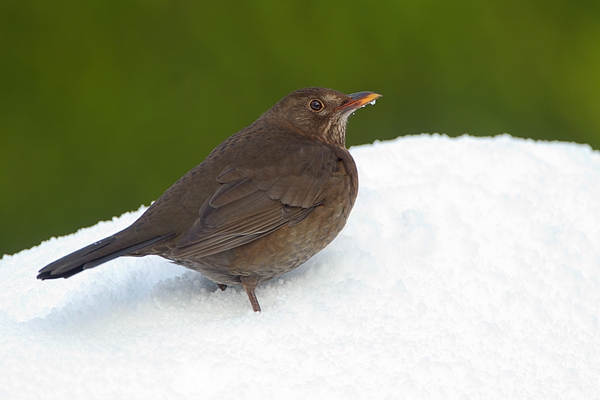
left=309, top=99, right=324, bottom=112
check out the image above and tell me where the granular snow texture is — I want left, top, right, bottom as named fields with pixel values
left=1, top=134, right=599, bottom=399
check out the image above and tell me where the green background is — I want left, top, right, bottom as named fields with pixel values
left=2, top=1, right=600, bottom=256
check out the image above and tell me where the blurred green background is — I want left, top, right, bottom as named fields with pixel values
left=1, top=0, right=600, bottom=256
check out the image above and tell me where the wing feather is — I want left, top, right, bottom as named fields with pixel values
left=172, top=145, right=337, bottom=259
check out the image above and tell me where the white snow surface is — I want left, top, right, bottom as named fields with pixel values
left=1, top=134, right=600, bottom=399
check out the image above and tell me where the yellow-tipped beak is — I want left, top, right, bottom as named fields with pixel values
left=336, top=91, right=382, bottom=112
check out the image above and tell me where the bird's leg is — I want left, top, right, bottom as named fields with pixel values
left=240, top=276, right=261, bottom=313
left=217, top=284, right=227, bottom=291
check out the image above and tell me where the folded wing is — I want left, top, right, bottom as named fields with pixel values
left=172, top=146, right=336, bottom=258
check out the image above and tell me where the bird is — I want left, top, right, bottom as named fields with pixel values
left=37, top=87, right=381, bottom=312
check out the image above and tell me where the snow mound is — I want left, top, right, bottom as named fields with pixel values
left=1, top=134, right=599, bottom=399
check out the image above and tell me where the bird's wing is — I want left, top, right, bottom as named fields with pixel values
left=172, top=145, right=336, bottom=258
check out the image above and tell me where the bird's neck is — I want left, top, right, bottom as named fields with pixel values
left=322, top=116, right=348, bottom=148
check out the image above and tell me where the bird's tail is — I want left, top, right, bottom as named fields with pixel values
left=37, top=232, right=174, bottom=280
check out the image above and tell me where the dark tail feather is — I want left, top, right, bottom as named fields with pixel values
left=37, top=232, right=175, bottom=280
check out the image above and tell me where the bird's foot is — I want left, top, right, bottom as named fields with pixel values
left=240, top=276, right=261, bottom=313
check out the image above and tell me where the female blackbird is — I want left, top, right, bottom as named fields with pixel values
left=38, top=87, right=381, bottom=312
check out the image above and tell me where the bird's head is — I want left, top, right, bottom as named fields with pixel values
left=262, top=87, right=381, bottom=148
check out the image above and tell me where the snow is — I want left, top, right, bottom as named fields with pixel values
left=1, top=133, right=600, bottom=399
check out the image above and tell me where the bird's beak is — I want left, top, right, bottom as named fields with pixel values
left=336, top=91, right=382, bottom=113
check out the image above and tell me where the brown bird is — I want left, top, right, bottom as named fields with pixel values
left=37, top=87, right=381, bottom=312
